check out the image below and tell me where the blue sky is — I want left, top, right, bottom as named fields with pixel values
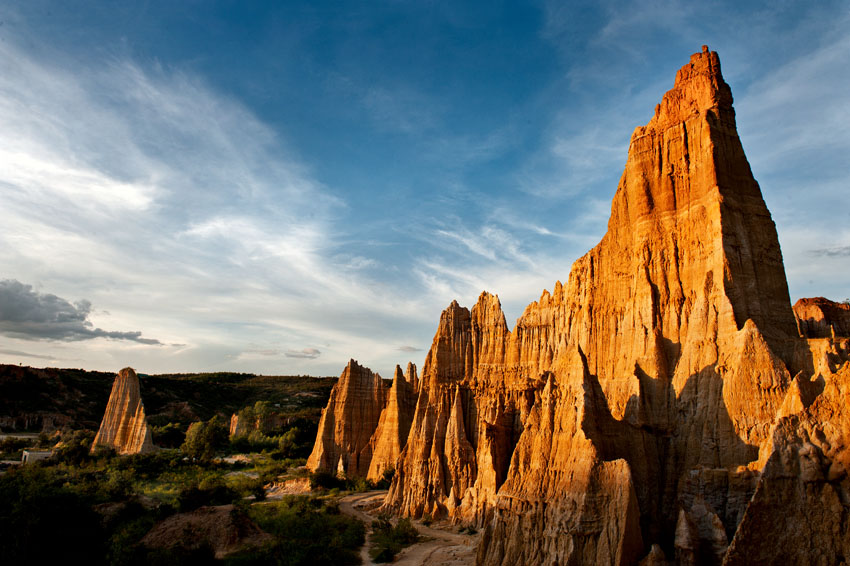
left=1, top=1, right=848, bottom=377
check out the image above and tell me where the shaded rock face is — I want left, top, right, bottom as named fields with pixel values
left=91, top=367, right=155, bottom=455
left=794, top=296, right=850, bottom=338
left=310, top=47, right=849, bottom=566
left=724, top=363, right=850, bottom=565
left=306, top=359, right=390, bottom=477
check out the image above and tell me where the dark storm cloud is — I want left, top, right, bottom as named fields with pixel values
left=284, top=348, right=321, bottom=359
left=810, top=246, right=850, bottom=257
left=0, top=279, right=162, bottom=344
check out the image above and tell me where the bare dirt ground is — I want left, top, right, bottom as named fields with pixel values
left=338, top=491, right=479, bottom=566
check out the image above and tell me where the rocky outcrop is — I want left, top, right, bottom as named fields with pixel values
left=366, top=363, right=419, bottom=481
left=724, top=362, right=850, bottom=565
left=91, top=367, right=155, bottom=455
left=306, top=359, right=389, bottom=477
left=229, top=405, right=289, bottom=437
left=794, top=296, right=850, bottom=338
left=379, top=47, right=802, bottom=566
left=313, top=47, right=849, bottom=565
left=229, top=413, right=247, bottom=437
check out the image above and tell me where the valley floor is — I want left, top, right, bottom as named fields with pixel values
left=339, top=490, right=479, bottom=566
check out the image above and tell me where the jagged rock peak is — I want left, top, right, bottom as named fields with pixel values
left=642, top=45, right=733, bottom=132
left=91, top=367, right=155, bottom=455
left=471, top=291, right=508, bottom=328
left=306, top=359, right=389, bottom=477
left=366, top=362, right=421, bottom=481
left=405, top=361, right=420, bottom=393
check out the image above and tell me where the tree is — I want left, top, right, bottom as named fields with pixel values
left=181, top=416, right=228, bottom=461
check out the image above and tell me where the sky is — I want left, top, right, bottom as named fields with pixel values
left=1, top=1, right=848, bottom=378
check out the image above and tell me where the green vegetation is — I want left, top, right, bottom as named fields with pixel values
left=0, top=436, right=33, bottom=460
left=229, top=497, right=365, bottom=566
left=0, top=370, right=380, bottom=566
left=307, top=468, right=393, bottom=493
left=182, top=416, right=229, bottom=461
left=0, top=447, right=358, bottom=565
left=150, top=422, right=185, bottom=448
left=0, top=463, right=109, bottom=564
left=369, top=513, right=419, bottom=562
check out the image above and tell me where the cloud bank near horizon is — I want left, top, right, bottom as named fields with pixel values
left=0, top=279, right=162, bottom=344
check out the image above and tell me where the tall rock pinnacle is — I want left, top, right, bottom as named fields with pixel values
left=308, top=47, right=849, bottom=565
left=306, top=359, right=389, bottom=477
left=91, top=367, right=155, bottom=455
left=476, top=45, right=801, bottom=565
left=366, top=364, right=419, bottom=481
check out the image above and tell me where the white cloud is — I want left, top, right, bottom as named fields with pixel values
left=285, top=348, right=322, bottom=359
left=0, top=36, right=438, bottom=376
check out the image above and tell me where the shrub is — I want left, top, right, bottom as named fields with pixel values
left=245, top=497, right=365, bottom=565
left=374, top=466, right=395, bottom=489
left=177, top=477, right=238, bottom=512
left=309, top=470, right=343, bottom=490
left=0, top=465, right=107, bottom=564
left=53, top=429, right=96, bottom=465
left=346, top=476, right=370, bottom=493
left=150, top=422, right=185, bottom=448
left=0, top=436, right=31, bottom=455
left=369, top=513, right=419, bottom=562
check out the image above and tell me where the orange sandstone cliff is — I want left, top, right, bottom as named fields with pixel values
left=794, top=296, right=850, bottom=338
left=91, top=367, right=155, bottom=455
left=306, top=359, right=390, bottom=477
left=366, top=363, right=420, bottom=481
left=307, top=360, right=420, bottom=480
left=309, top=47, right=850, bottom=565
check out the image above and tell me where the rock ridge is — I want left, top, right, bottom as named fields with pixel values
left=794, top=296, right=850, bottom=338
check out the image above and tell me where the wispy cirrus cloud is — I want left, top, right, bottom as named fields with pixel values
left=810, top=246, right=850, bottom=258
left=0, top=35, right=430, bottom=376
left=0, top=348, right=56, bottom=361
left=285, top=348, right=322, bottom=359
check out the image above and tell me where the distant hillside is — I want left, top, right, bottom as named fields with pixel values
left=0, top=364, right=336, bottom=432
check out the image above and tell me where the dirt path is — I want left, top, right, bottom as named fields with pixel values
left=339, top=491, right=384, bottom=566
left=338, top=491, right=479, bottom=566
